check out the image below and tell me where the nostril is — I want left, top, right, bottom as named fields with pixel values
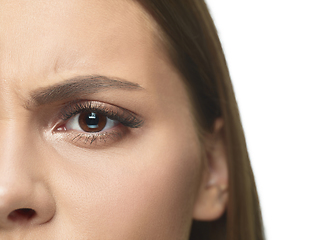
left=8, top=208, right=36, bottom=222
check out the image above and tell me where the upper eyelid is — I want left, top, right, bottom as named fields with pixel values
left=59, top=102, right=108, bottom=120
left=59, top=101, right=123, bottom=120
left=57, top=100, right=144, bottom=128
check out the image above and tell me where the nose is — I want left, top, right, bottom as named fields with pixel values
left=0, top=127, right=56, bottom=229
left=0, top=173, right=56, bottom=228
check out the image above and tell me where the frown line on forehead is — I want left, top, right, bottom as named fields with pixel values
left=28, top=75, right=143, bottom=107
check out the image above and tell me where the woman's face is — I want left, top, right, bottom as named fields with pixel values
left=0, top=0, right=209, bottom=239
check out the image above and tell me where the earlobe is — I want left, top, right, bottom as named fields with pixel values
left=193, top=118, right=229, bottom=221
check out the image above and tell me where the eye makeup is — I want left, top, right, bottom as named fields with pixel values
left=53, top=100, right=144, bottom=147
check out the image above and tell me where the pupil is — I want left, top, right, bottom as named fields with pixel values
left=86, top=112, right=99, bottom=128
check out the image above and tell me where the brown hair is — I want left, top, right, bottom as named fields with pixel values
left=138, top=0, right=265, bottom=239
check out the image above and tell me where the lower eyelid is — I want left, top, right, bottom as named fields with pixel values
left=52, top=123, right=129, bottom=148
left=74, top=129, right=125, bottom=147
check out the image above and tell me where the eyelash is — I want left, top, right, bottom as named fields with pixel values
left=54, top=101, right=143, bottom=146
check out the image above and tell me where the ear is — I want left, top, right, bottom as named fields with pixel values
left=193, top=118, right=229, bottom=221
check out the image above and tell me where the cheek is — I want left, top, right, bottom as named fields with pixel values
left=48, top=122, right=203, bottom=239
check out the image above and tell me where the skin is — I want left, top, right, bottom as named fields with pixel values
left=0, top=0, right=228, bottom=239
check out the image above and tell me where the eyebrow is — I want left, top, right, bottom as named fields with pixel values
left=29, top=75, right=143, bottom=106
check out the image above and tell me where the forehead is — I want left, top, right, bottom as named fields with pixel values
left=0, top=0, right=166, bottom=87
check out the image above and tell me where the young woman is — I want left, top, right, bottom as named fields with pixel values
left=0, top=0, right=265, bottom=239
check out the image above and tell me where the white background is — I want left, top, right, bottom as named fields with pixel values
left=206, top=1, right=320, bottom=239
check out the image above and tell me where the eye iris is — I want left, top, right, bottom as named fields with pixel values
left=79, top=112, right=107, bottom=132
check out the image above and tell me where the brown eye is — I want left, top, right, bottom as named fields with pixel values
left=65, top=111, right=119, bottom=133
left=78, top=111, right=107, bottom=132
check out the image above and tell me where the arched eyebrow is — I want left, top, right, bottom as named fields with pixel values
left=29, top=75, right=143, bottom=107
